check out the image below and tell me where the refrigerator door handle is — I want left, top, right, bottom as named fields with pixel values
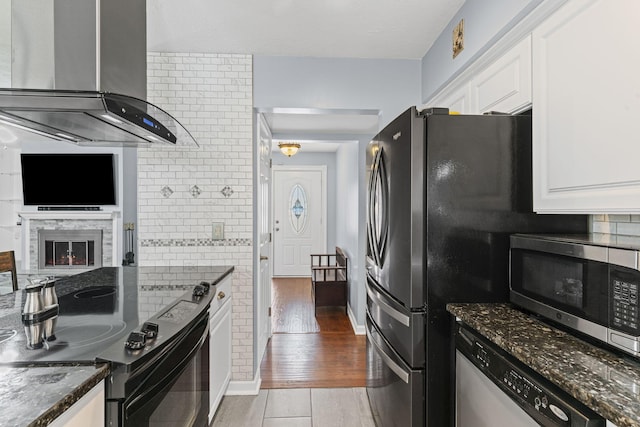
left=366, top=283, right=411, bottom=327
left=367, top=320, right=410, bottom=384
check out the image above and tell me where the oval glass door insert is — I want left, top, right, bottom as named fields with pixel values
left=289, top=184, right=308, bottom=234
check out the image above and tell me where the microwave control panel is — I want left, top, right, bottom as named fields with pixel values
left=611, top=277, right=639, bottom=334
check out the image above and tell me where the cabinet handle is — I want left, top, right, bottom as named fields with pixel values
left=217, top=291, right=226, bottom=300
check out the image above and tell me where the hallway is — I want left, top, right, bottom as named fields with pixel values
left=260, top=277, right=366, bottom=389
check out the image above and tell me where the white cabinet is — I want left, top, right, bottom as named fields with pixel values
left=427, top=82, right=471, bottom=114
left=208, top=275, right=232, bottom=424
left=49, top=380, right=105, bottom=427
left=471, top=35, right=532, bottom=115
left=425, top=35, right=532, bottom=116
left=532, top=0, right=640, bottom=213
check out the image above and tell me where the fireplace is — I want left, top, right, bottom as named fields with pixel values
left=19, top=211, right=119, bottom=271
left=38, top=230, right=103, bottom=270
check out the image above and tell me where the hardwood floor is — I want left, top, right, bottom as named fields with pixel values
left=260, top=277, right=366, bottom=389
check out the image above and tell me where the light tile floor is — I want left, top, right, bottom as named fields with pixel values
left=211, top=387, right=376, bottom=427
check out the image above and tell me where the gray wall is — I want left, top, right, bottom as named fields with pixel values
left=421, top=0, right=542, bottom=102
left=254, top=56, right=421, bottom=130
left=254, top=56, right=421, bottom=326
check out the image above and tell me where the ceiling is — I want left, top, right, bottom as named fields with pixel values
left=147, top=0, right=466, bottom=152
left=147, top=0, right=465, bottom=60
left=262, top=108, right=379, bottom=153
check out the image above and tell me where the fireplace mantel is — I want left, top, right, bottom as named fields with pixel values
left=19, top=211, right=122, bottom=271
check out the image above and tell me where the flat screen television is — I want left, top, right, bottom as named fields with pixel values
left=21, top=153, right=117, bottom=206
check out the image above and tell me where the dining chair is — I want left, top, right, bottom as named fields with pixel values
left=0, top=250, right=18, bottom=292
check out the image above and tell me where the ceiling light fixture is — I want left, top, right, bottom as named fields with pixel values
left=278, top=142, right=301, bottom=157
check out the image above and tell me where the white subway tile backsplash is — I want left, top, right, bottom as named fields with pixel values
left=145, top=52, right=254, bottom=381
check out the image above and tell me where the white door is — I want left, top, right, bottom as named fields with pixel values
left=256, top=113, right=272, bottom=361
left=273, top=166, right=326, bottom=277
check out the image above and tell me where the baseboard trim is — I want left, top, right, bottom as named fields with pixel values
left=347, top=304, right=365, bottom=335
left=226, top=373, right=262, bottom=395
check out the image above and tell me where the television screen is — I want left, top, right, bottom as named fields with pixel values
left=21, top=154, right=117, bottom=206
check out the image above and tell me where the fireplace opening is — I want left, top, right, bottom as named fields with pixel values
left=38, top=230, right=103, bottom=270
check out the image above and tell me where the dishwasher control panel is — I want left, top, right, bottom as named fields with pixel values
left=456, top=323, right=604, bottom=427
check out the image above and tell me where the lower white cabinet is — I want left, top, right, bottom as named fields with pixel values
left=208, top=276, right=232, bottom=424
left=49, top=379, right=105, bottom=427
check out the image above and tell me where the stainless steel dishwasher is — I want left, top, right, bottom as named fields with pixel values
left=455, top=322, right=605, bottom=427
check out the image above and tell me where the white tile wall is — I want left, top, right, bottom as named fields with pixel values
left=591, top=215, right=640, bottom=237
left=144, top=52, right=254, bottom=381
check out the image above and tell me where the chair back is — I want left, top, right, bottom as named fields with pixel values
left=0, top=251, right=18, bottom=292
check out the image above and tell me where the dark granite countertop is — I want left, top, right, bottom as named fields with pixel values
left=0, top=363, right=109, bottom=427
left=447, top=303, right=640, bottom=427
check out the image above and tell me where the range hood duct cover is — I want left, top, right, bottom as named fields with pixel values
left=1, top=0, right=198, bottom=147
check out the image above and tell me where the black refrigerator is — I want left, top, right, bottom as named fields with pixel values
left=365, top=106, right=588, bottom=427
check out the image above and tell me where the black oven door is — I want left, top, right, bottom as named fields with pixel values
left=510, top=240, right=609, bottom=327
left=107, top=312, right=210, bottom=427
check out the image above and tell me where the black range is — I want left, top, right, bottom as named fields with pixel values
left=0, top=265, right=233, bottom=366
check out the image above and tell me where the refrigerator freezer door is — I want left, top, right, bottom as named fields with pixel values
left=366, top=315, right=424, bottom=427
left=366, top=276, right=425, bottom=367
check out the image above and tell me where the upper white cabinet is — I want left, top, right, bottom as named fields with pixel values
left=425, top=35, right=532, bottom=116
left=471, top=35, right=531, bottom=115
left=532, top=0, right=640, bottom=213
left=427, top=81, right=471, bottom=114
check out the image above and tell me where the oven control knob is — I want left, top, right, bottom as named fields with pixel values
left=141, top=322, right=159, bottom=339
left=192, top=285, right=205, bottom=298
left=199, top=281, right=211, bottom=294
left=125, top=331, right=147, bottom=351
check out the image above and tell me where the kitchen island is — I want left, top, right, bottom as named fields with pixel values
left=0, top=265, right=234, bottom=426
left=447, top=303, right=640, bottom=427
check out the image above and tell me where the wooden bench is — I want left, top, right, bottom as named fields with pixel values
left=310, top=247, right=348, bottom=314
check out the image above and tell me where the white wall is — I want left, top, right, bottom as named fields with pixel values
left=144, top=52, right=255, bottom=383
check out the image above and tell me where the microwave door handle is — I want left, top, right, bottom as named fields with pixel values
left=367, top=321, right=410, bottom=384
left=366, top=284, right=411, bottom=326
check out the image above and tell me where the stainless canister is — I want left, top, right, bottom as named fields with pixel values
left=41, top=278, right=58, bottom=341
left=23, top=282, right=44, bottom=349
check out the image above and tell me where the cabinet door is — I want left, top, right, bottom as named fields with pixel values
left=426, top=82, right=470, bottom=114
left=49, top=380, right=105, bottom=427
left=533, top=0, right=640, bottom=213
left=209, top=298, right=231, bottom=424
left=472, top=35, right=532, bottom=115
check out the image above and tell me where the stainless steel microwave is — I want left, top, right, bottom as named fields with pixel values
left=510, top=233, right=640, bottom=358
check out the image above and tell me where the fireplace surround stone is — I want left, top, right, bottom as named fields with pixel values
left=19, top=211, right=120, bottom=272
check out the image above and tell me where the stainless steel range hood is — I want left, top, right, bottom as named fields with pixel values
left=1, top=0, right=198, bottom=147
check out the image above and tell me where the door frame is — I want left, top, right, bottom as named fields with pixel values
left=255, top=112, right=273, bottom=367
left=272, top=165, right=328, bottom=277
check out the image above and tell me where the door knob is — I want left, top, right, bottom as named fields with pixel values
left=260, top=256, right=268, bottom=261
left=275, top=228, right=280, bottom=231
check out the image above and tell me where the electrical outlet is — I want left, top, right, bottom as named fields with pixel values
left=212, top=222, right=224, bottom=240
left=453, top=19, right=464, bottom=59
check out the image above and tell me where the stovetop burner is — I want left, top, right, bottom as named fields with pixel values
left=0, top=329, right=16, bottom=344
left=72, top=286, right=116, bottom=299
